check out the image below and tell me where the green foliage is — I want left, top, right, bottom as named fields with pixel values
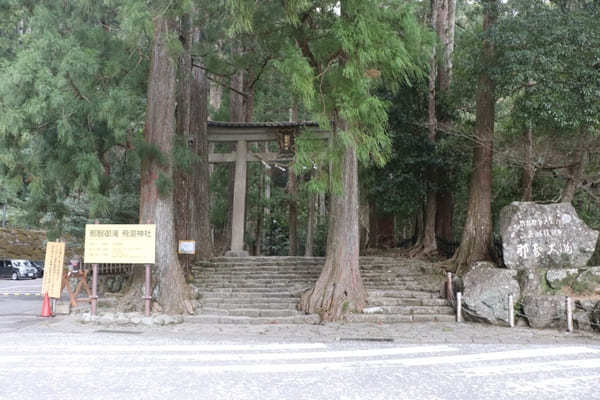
left=0, top=1, right=148, bottom=236
left=495, top=0, right=600, bottom=132
left=270, top=0, right=433, bottom=190
left=156, top=171, right=173, bottom=198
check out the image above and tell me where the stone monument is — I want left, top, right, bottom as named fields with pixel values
left=499, top=202, right=598, bottom=270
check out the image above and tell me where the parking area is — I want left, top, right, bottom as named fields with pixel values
left=0, top=278, right=41, bottom=297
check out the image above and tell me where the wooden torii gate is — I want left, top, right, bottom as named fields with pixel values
left=207, top=121, right=328, bottom=256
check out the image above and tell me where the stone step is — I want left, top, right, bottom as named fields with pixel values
left=199, top=296, right=299, bottom=304
left=193, top=277, right=318, bottom=284
left=368, top=289, right=439, bottom=299
left=200, top=302, right=297, bottom=310
left=196, top=280, right=427, bottom=287
left=195, top=282, right=311, bottom=288
left=185, top=314, right=321, bottom=325
left=369, top=297, right=450, bottom=307
left=362, top=305, right=455, bottom=315
left=198, top=307, right=300, bottom=318
left=199, top=290, right=299, bottom=298
left=344, top=313, right=456, bottom=323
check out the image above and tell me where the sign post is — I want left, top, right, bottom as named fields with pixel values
left=178, top=240, right=196, bottom=276
left=41, top=241, right=66, bottom=300
left=84, top=224, right=156, bottom=316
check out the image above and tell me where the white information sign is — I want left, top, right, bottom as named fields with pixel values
left=84, top=224, right=156, bottom=264
left=178, top=240, right=196, bottom=255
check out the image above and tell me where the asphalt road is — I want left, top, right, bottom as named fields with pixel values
left=1, top=331, right=600, bottom=400
left=2, top=278, right=600, bottom=399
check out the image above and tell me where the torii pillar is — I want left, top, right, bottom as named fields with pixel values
left=227, top=140, right=249, bottom=257
left=207, top=121, right=326, bottom=257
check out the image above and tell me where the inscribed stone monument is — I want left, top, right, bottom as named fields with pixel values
left=499, top=202, right=598, bottom=270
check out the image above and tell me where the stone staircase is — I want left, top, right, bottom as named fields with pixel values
left=189, top=256, right=455, bottom=324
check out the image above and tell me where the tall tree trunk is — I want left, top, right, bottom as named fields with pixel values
left=174, top=14, right=193, bottom=267
left=287, top=166, right=298, bottom=256
left=224, top=47, right=245, bottom=253
left=520, top=125, right=535, bottom=201
left=436, top=189, right=453, bottom=242
left=288, top=105, right=298, bottom=256
left=422, top=0, right=457, bottom=257
left=422, top=0, right=439, bottom=255
left=300, top=118, right=367, bottom=321
left=305, top=189, right=316, bottom=257
left=255, top=167, right=264, bottom=255
left=453, top=0, right=497, bottom=276
left=174, top=17, right=213, bottom=262
left=190, top=29, right=213, bottom=260
left=137, top=15, right=191, bottom=314
left=562, top=132, right=587, bottom=203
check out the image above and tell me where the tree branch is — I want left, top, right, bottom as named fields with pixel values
left=247, top=56, right=271, bottom=90
left=66, top=72, right=90, bottom=103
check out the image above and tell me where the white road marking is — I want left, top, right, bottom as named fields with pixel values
left=507, top=373, right=600, bottom=393
left=0, top=343, right=328, bottom=353
left=0, top=345, right=458, bottom=363
left=395, top=346, right=599, bottom=366
left=459, top=357, right=600, bottom=376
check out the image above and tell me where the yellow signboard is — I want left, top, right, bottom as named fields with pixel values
left=41, top=242, right=65, bottom=299
left=84, top=224, right=156, bottom=264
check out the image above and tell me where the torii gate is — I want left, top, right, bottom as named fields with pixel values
left=207, top=121, right=328, bottom=256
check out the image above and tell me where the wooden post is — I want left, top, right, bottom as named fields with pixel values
left=456, top=291, right=462, bottom=323
left=91, top=220, right=99, bottom=316
left=145, top=264, right=151, bottom=317
left=566, top=296, right=573, bottom=333
left=508, top=294, right=514, bottom=328
left=446, top=272, right=453, bottom=300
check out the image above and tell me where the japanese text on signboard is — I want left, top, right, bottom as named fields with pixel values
left=84, top=224, right=156, bottom=264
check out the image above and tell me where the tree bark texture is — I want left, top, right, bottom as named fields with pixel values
left=190, top=30, right=213, bottom=260
left=174, top=14, right=193, bottom=266
left=287, top=167, right=298, bottom=256
left=435, top=189, right=453, bottom=242
left=138, top=16, right=191, bottom=314
left=561, top=133, right=587, bottom=203
left=174, top=17, right=213, bottom=261
left=287, top=104, right=298, bottom=256
left=300, top=119, right=367, bottom=321
left=422, top=0, right=457, bottom=256
left=305, top=190, right=315, bottom=257
left=520, top=126, right=535, bottom=201
left=453, top=0, right=497, bottom=276
left=224, top=48, right=245, bottom=252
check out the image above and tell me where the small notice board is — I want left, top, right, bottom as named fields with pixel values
left=178, top=240, right=196, bottom=255
left=41, top=242, right=66, bottom=299
left=84, top=224, right=156, bottom=264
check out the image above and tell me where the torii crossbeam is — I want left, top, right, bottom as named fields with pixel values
left=207, top=121, right=328, bottom=256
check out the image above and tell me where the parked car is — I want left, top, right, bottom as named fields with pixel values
left=8, top=259, right=37, bottom=279
left=30, top=260, right=44, bottom=278
left=0, top=260, right=20, bottom=280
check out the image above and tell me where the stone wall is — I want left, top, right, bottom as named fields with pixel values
left=0, top=228, right=83, bottom=261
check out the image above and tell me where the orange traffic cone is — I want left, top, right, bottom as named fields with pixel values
left=41, top=292, right=52, bottom=317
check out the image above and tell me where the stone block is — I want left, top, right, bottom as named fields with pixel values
left=54, top=301, right=71, bottom=315
left=546, top=268, right=579, bottom=289
left=499, top=202, right=598, bottom=269
left=462, top=266, right=520, bottom=325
